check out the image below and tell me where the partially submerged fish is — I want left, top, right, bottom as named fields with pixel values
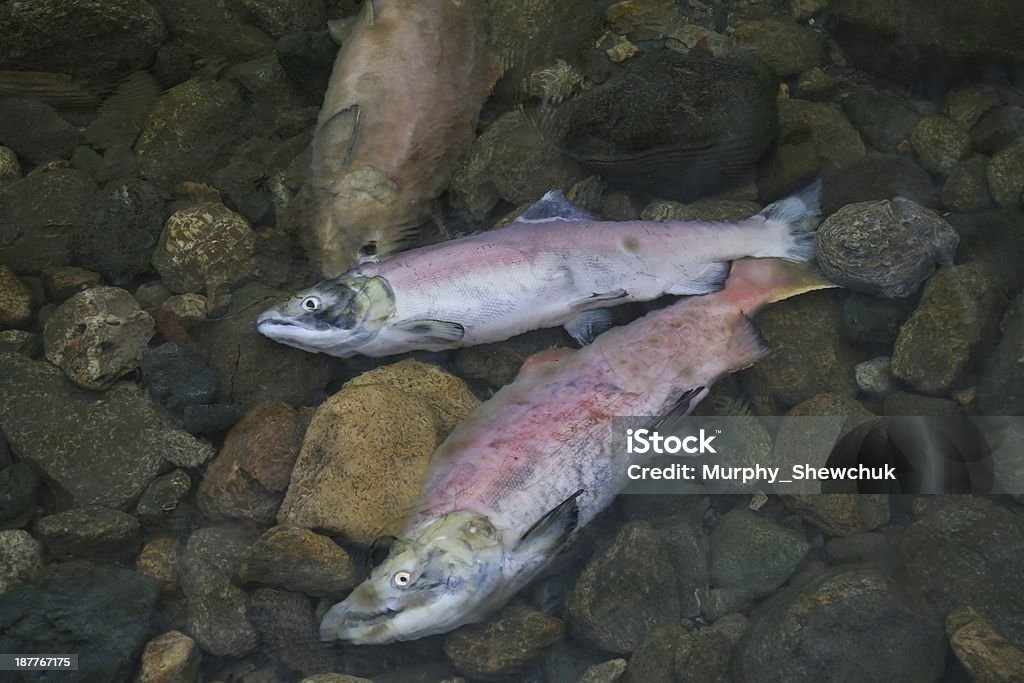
left=319, top=257, right=834, bottom=644
left=305, top=0, right=501, bottom=277
left=257, top=181, right=821, bottom=357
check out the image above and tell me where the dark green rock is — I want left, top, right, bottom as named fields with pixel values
left=148, top=0, right=274, bottom=64
left=949, top=210, right=1024, bottom=292
left=910, top=115, right=971, bottom=176
left=902, top=496, right=1024, bottom=646
left=228, top=0, right=328, bottom=39
left=569, top=521, right=680, bottom=654
left=34, top=506, right=140, bottom=560
left=0, top=463, right=38, bottom=523
left=623, top=623, right=687, bottom=683
left=942, top=156, right=995, bottom=212
left=842, top=291, right=915, bottom=346
left=276, top=31, right=338, bottom=100
left=136, top=469, right=192, bottom=522
left=891, top=263, right=1005, bottom=395
left=735, top=567, right=945, bottom=683
left=73, top=178, right=166, bottom=282
left=840, top=91, right=920, bottom=152
left=142, top=343, right=218, bottom=411
left=0, top=563, right=159, bottom=683
left=247, top=588, right=338, bottom=676
left=674, top=614, right=747, bottom=683
left=977, top=293, right=1024, bottom=415
left=822, top=154, right=938, bottom=217
left=710, top=509, right=810, bottom=596
left=970, top=105, right=1024, bottom=156
left=0, top=98, right=83, bottom=165
left=0, top=169, right=97, bottom=275
left=182, top=403, right=248, bottom=434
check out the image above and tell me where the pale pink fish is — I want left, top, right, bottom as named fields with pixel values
left=319, top=257, right=834, bottom=644
left=258, top=182, right=821, bottom=357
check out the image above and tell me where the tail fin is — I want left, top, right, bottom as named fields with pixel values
left=756, top=178, right=823, bottom=262
left=724, top=258, right=837, bottom=313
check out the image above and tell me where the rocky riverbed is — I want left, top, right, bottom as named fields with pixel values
left=2, top=0, right=1024, bottom=682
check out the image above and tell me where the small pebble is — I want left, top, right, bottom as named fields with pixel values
left=0, top=530, right=43, bottom=594
left=855, top=356, right=895, bottom=398
left=0, top=266, right=33, bottom=329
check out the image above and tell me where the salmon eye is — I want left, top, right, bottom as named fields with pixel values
left=393, top=571, right=412, bottom=588
left=301, top=296, right=320, bottom=312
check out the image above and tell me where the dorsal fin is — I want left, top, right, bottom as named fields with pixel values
left=515, top=190, right=596, bottom=223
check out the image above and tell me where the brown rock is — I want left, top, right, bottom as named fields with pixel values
left=240, top=526, right=356, bottom=598
left=137, top=537, right=182, bottom=593
left=278, top=384, right=440, bottom=544
left=946, top=606, right=1024, bottom=683
left=40, top=266, right=102, bottom=303
left=343, top=358, right=479, bottom=436
left=0, top=266, right=32, bottom=328
left=443, top=605, right=565, bottom=679
left=197, top=400, right=304, bottom=523
left=784, top=494, right=890, bottom=536
left=138, top=630, right=201, bottom=683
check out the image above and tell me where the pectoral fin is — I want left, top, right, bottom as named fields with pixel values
left=392, top=318, right=466, bottom=344
left=515, top=489, right=583, bottom=555
left=312, top=105, right=360, bottom=178
left=565, top=309, right=614, bottom=346
left=570, top=289, right=628, bottom=311
left=647, top=386, right=708, bottom=434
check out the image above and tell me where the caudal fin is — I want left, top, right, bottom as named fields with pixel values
left=756, top=178, right=823, bottom=263
left=724, top=257, right=837, bottom=314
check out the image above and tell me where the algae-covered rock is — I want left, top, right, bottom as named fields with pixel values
left=910, top=115, right=971, bottom=176
left=986, top=143, right=1024, bottom=209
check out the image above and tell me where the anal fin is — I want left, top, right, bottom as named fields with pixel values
left=565, top=309, right=614, bottom=346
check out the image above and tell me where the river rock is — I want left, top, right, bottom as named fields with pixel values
left=188, top=284, right=331, bottom=406
left=562, top=49, right=777, bottom=201
left=43, top=286, right=155, bottom=390
left=0, top=352, right=209, bottom=508
left=278, top=384, right=440, bottom=543
left=240, top=526, right=355, bottom=598
left=136, top=469, right=192, bottom=523
left=0, top=563, right=159, bottom=683
left=0, top=530, right=41, bottom=595
left=142, top=343, right=217, bottom=411
left=883, top=391, right=961, bottom=417
left=822, top=154, right=938, bottom=217
left=276, top=30, right=337, bottom=99
left=942, top=156, right=995, bottom=212
left=855, top=356, right=895, bottom=398
left=0, top=266, right=32, bottom=329
left=733, top=14, right=824, bottom=78
left=569, top=521, right=680, bottom=654
left=977, top=293, right=1024, bottom=415
left=910, top=115, right=972, bottom=176
left=247, top=588, right=337, bottom=676
left=180, top=526, right=260, bottom=657
left=137, top=79, right=250, bottom=190
left=454, top=329, right=569, bottom=389
left=35, top=506, right=140, bottom=560
left=816, top=198, right=959, bottom=299
left=152, top=202, right=256, bottom=302
left=891, top=263, right=1005, bottom=395
left=343, top=359, right=479, bottom=436
left=902, top=496, right=1024, bottom=645
left=444, top=605, right=565, bottom=679
left=230, top=0, right=327, bottom=39
left=986, top=143, right=1024, bottom=208
left=198, top=400, right=305, bottom=523
left=579, top=658, right=628, bottom=683
left=945, top=84, right=1003, bottom=129
left=840, top=91, right=920, bottom=152
left=710, top=509, right=810, bottom=597
left=0, top=168, right=97, bottom=274
left=734, top=567, right=945, bottom=682
left=674, top=614, right=748, bottom=683
left=950, top=210, right=1024, bottom=292
left=148, top=0, right=274, bottom=64
left=0, top=0, right=165, bottom=88
left=784, top=493, right=890, bottom=537
left=138, top=630, right=201, bottom=683
left=41, top=266, right=102, bottom=303
left=0, top=146, right=21, bottom=188
left=827, top=0, right=1024, bottom=83
left=971, top=106, right=1024, bottom=156
left=74, top=178, right=167, bottom=282
left=946, top=606, right=1024, bottom=683
left=0, top=98, right=82, bottom=165
left=622, top=622, right=687, bottom=683
left=746, top=291, right=861, bottom=408
left=450, top=109, right=584, bottom=219
left=137, top=537, right=181, bottom=593
left=0, top=463, right=38, bottom=523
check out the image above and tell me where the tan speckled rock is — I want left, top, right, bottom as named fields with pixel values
left=43, top=286, right=155, bottom=389
left=278, top=384, right=440, bottom=543
left=41, top=265, right=102, bottom=303
left=152, top=202, right=255, bottom=299
left=162, top=293, right=207, bottom=326
left=138, top=630, right=201, bottom=683
left=443, top=605, right=565, bottom=679
left=343, top=359, right=479, bottom=436
left=137, top=537, right=181, bottom=593
left=0, top=266, right=32, bottom=328
left=946, top=606, right=1024, bottom=683
left=240, top=526, right=356, bottom=597
left=0, top=146, right=21, bottom=188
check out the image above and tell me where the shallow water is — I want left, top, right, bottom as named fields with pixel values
left=1, top=0, right=1023, bottom=682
